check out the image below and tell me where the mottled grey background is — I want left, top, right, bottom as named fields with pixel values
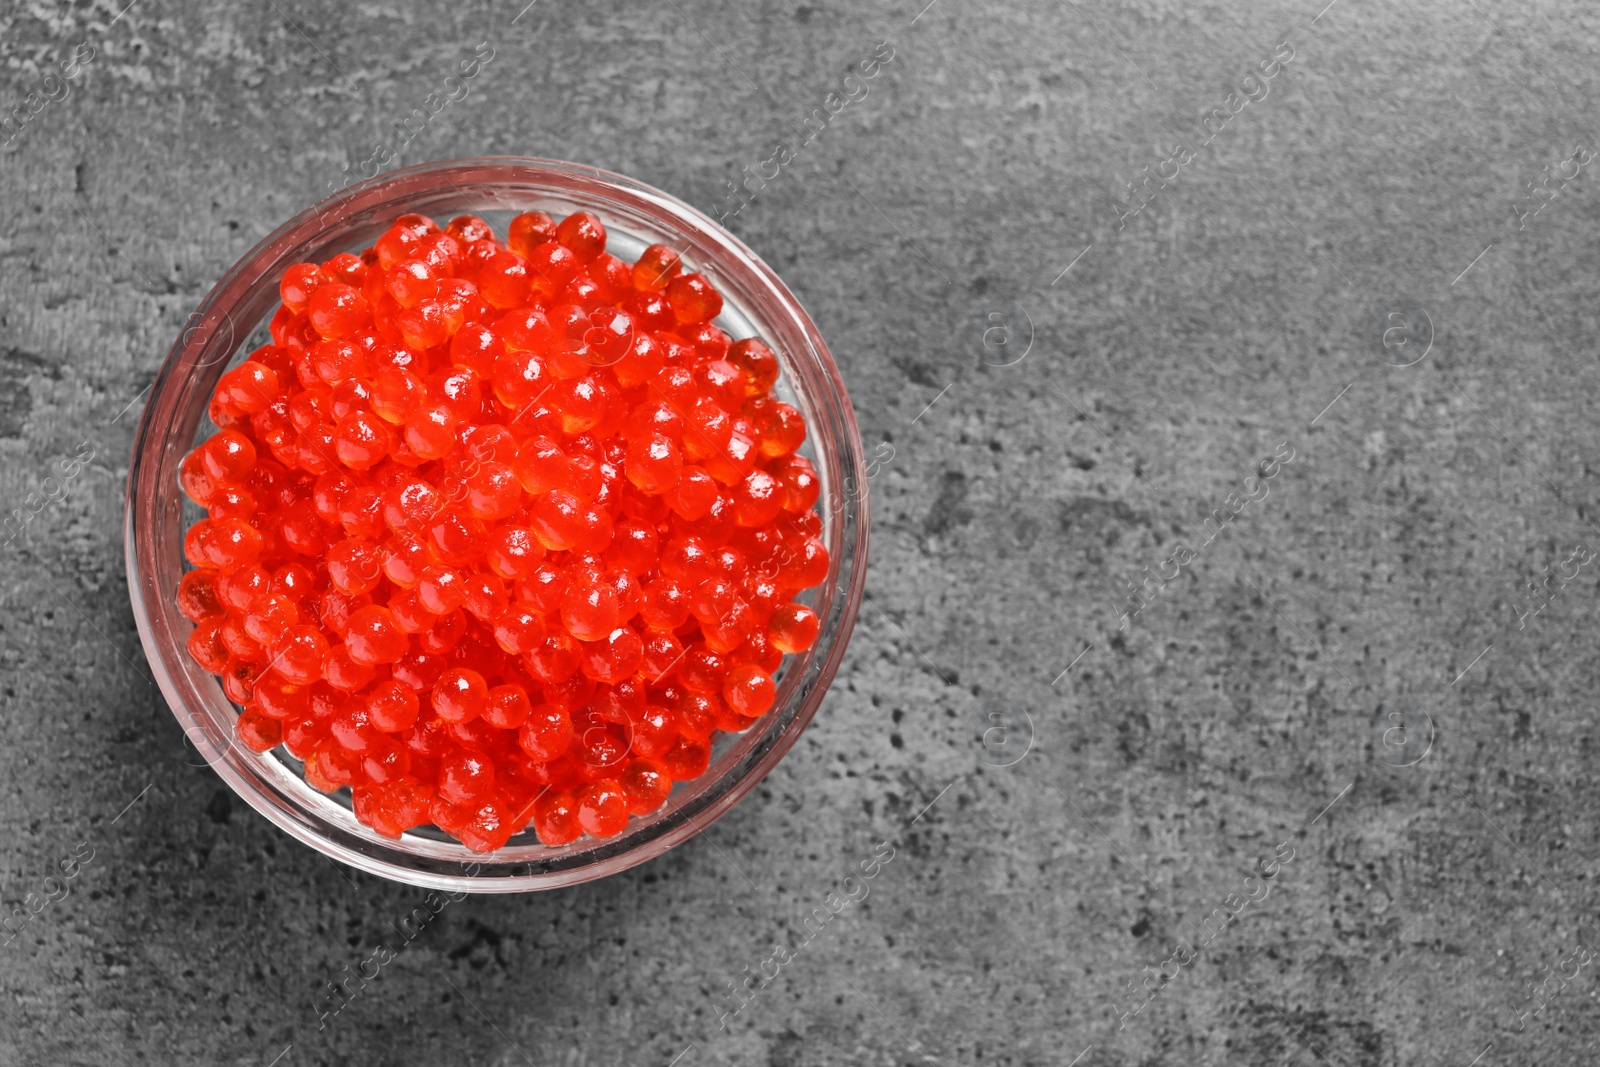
left=2, top=0, right=1598, bottom=1063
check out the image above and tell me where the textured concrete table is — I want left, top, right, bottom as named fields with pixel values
left=3, top=0, right=1598, bottom=1063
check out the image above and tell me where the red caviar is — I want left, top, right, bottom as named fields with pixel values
left=177, top=210, right=828, bottom=852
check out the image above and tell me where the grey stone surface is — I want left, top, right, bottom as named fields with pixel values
left=3, top=0, right=1599, bottom=1063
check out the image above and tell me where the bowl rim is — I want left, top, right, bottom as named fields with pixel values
left=124, top=155, right=870, bottom=892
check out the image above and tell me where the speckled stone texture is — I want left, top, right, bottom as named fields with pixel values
left=3, top=0, right=1600, bottom=1063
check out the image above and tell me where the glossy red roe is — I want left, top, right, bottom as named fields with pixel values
left=532, top=791, right=581, bottom=845
left=432, top=667, right=488, bottom=724
left=176, top=209, right=830, bottom=851
left=769, top=602, right=820, bottom=653
left=576, top=779, right=629, bottom=837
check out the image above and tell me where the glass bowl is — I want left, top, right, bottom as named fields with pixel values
left=125, top=157, right=869, bottom=893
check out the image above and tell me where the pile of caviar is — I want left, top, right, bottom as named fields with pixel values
left=175, top=209, right=826, bottom=852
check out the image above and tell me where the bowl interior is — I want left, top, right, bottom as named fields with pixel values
left=126, top=158, right=868, bottom=892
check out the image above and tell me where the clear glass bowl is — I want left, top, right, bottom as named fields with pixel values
left=125, top=157, right=869, bottom=892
